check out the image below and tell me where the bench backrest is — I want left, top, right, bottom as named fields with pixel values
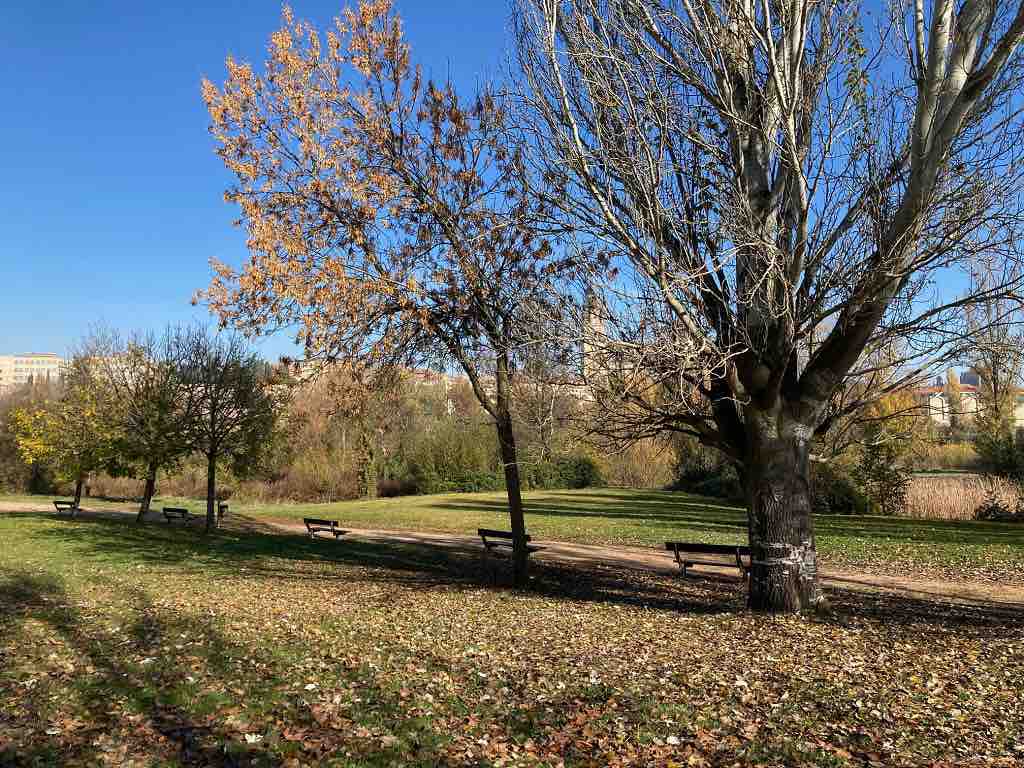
left=478, top=528, right=532, bottom=542
left=164, top=507, right=189, bottom=514
left=304, top=518, right=339, bottom=527
left=665, top=542, right=750, bottom=555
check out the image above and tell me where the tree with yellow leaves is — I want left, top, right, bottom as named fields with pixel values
left=9, top=357, right=123, bottom=510
left=201, top=1, right=559, bottom=584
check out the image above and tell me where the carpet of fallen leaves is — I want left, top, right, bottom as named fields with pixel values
left=1, top=515, right=1022, bottom=767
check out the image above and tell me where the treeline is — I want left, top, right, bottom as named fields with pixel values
left=3, top=327, right=277, bottom=530
left=0, top=327, right=653, bottom=512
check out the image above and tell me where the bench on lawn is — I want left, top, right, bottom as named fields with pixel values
left=304, top=518, right=346, bottom=539
left=53, top=500, right=78, bottom=517
left=665, top=541, right=751, bottom=578
left=163, top=507, right=193, bottom=524
left=478, top=529, right=542, bottom=555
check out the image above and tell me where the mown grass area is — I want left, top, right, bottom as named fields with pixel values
left=6, top=487, right=1023, bottom=582
left=1, top=513, right=1022, bottom=767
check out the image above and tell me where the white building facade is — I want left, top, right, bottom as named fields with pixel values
left=0, top=353, right=65, bottom=391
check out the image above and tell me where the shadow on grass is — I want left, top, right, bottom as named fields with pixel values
left=0, top=567, right=502, bottom=767
left=21, top=514, right=740, bottom=617
left=12, top=512, right=1024, bottom=631
left=431, top=491, right=1024, bottom=547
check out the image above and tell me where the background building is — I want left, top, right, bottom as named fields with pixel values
left=0, top=353, right=65, bottom=391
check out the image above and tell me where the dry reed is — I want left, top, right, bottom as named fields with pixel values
left=904, top=473, right=1019, bottom=520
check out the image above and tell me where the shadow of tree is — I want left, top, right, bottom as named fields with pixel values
left=16, top=513, right=1024, bottom=631
left=430, top=492, right=1024, bottom=547
left=0, top=567, right=508, bottom=766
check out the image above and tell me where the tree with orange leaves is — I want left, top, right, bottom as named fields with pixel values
left=201, top=1, right=558, bottom=585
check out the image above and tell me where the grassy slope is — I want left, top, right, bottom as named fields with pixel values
left=1, top=514, right=1022, bottom=767
left=8, top=487, right=1022, bottom=581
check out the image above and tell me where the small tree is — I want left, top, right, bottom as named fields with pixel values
left=10, top=358, right=122, bottom=508
left=968, top=260, right=1024, bottom=475
left=185, top=330, right=278, bottom=531
left=201, top=2, right=558, bottom=584
left=87, top=326, right=201, bottom=521
left=945, top=369, right=967, bottom=438
left=307, top=361, right=407, bottom=500
left=852, top=423, right=911, bottom=516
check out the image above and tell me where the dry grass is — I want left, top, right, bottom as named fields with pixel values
left=906, top=441, right=981, bottom=471
left=904, top=473, right=1019, bottom=520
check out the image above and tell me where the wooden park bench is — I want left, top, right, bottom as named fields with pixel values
left=665, top=541, right=751, bottom=578
left=304, top=518, right=346, bottom=540
left=53, top=500, right=78, bottom=518
left=478, top=529, right=542, bottom=556
left=163, top=507, right=194, bottom=524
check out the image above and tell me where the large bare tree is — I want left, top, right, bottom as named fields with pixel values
left=516, top=0, right=1024, bottom=610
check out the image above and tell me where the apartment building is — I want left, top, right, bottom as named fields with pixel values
left=0, top=353, right=65, bottom=391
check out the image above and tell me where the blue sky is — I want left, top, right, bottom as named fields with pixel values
left=0, top=1, right=509, bottom=360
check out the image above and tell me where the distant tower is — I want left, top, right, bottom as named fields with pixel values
left=581, top=287, right=606, bottom=383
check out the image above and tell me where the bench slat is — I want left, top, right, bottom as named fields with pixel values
left=478, top=528, right=532, bottom=542
left=665, top=542, right=750, bottom=555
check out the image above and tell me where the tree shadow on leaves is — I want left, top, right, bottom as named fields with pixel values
left=0, top=567, right=490, bottom=767
left=27, top=515, right=742, bottom=617
left=435, top=492, right=1024, bottom=547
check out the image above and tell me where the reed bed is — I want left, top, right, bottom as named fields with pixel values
left=904, top=473, right=1018, bottom=520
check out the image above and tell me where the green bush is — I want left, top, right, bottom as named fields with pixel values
left=521, top=454, right=605, bottom=490
left=670, top=462, right=743, bottom=501
left=974, top=424, right=1024, bottom=478
left=811, top=462, right=869, bottom=515
left=555, top=455, right=605, bottom=489
left=853, top=424, right=911, bottom=515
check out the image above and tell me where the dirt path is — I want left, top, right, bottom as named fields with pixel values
left=4, top=502, right=1023, bottom=608
left=263, top=520, right=1024, bottom=608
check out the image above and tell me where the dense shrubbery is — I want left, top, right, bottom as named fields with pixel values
left=666, top=435, right=742, bottom=500
left=974, top=424, right=1024, bottom=479
left=811, top=462, right=869, bottom=516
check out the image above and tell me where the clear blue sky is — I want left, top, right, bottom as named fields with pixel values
left=1, top=1, right=509, bottom=360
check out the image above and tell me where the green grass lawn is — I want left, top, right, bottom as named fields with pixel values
left=1, top=513, right=1022, bottom=767
left=7, top=487, right=1022, bottom=582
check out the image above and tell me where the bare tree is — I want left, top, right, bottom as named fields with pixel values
left=967, top=257, right=1024, bottom=423
left=185, top=330, right=278, bottom=531
left=516, top=0, right=1024, bottom=610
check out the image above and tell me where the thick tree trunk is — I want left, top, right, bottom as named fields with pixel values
left=73, top=475, right=84, bottom=510
left=745, top=422, right=824, bottom=612
left=137, top=462, right=158, bottom=523
left=206, top=454, right=217, bottom=532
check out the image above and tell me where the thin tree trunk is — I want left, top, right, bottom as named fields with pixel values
left=745, top=419, right=825, bottom=612
left=356, top=426, right=377, bottom=500
left=73, top=475, right=84, bottom=511
left=495, top=355, right=529, bottom=587
left=137, top=462, right=158, bottom=523
left=206, top=454, right=217, bottom=532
